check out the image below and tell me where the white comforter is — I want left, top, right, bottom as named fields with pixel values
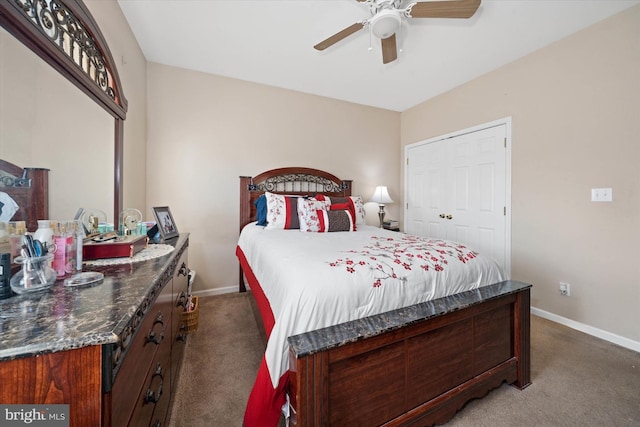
left=237, top=224, right=504, bottom=387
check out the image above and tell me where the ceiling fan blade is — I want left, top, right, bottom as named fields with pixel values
left=407, top=0, right=481, bottom=19
left=314, top=22, right=365, bottom=51
left=381, top=34, right=397, bottom=64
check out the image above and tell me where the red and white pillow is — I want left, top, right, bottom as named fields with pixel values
left=298, top=195, right=356, bottom=232
left=297, top=196, right=331, bottom=232
left=264, top=192, right=300, bottom=230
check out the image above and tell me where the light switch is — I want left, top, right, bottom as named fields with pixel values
left=591, top=188, right=612, bottom=202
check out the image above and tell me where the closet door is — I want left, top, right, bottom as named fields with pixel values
left=406, top=124, right=508, bottom=273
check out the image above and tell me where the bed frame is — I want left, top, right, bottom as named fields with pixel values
left=0, top=159, right=49, bottom=232
left=238, top=167, right=531, bottom=426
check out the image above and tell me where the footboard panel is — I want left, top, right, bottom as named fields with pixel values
left=288, top=281, right=531, bottom=427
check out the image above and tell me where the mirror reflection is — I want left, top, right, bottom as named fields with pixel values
left=0, top=28, right=114, bottom=224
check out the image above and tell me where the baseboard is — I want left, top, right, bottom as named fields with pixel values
left=192, top=285, right=238, bottom=298
left=531, top=306, right=640, bottom=353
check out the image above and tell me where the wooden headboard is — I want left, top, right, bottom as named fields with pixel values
left=239, top=167, right=352, bottom=232
left=238, top=167, right=352, bottom=292
left=0, top=159, right=49, bottom=231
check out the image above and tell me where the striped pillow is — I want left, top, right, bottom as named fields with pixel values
left=298, top=196, right=356, bottom=232
left=264, top=192, right=300, bottom=230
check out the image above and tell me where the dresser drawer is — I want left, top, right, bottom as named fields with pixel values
left=112, top=298, right=171, bottom=427
left=127, top=348, right=170, bottom=427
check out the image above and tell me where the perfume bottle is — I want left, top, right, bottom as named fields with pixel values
left=8, top=221, right=26, bottom=262
left=33, top=220, right=55, bottom=251
left=70, top=220, right=83, bottom=274
left=52, top=222, right=70, bottom=277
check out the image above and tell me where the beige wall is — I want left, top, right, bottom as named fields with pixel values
left=401, top=5, right=640, bottom=343
left=85, top=0, right=148, bottom=215
left=146, top=63, right=400, bottom=293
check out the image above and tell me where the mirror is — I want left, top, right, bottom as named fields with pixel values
left=0, top=28, right=114, bottom=222
left=0, top=0, right=127, bottom=229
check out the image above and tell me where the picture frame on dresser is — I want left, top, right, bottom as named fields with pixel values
left=153, top=206, right=179, bottom=240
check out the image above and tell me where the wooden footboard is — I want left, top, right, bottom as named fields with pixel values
left=288, top=281, right=531, bottom=426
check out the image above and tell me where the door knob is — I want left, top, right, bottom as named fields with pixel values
left=446, top=214, right=453, bottom=220
left=439, top=213, right=445, bottom=218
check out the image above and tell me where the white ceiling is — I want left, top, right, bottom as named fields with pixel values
left=116, top=0, right=639, bottom=112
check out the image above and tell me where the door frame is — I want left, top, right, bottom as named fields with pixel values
left=403, top=117, right=512, bottom=278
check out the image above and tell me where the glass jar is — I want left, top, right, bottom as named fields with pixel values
left=10, top=254, right=56, bottom=294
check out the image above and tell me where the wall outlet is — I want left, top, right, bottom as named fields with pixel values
left=559, top=282, right=571, bottom=296
left=591, top=188, right=612, bottom=202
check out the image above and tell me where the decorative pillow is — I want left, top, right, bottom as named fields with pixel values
left=327, top=197, right=357, bottom=231
left=313, top=209, right=356, bottom=232
left=254, top=194, right=267, bottom=226
left=264, top=192, right=300, bottom=230
left=349, top=196, right=366, bottom=225
left=297, top=196, right=331, bottom=232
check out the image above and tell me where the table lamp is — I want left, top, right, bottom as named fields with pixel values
left=369, top=185, right=393, bottom=227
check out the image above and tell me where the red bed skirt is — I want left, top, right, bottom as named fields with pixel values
left=237, top=245, right=289, bottom=427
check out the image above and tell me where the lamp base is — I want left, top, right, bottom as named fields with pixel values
left=378, top=205, right=386, bottom=228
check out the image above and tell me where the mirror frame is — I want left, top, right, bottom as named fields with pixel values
left=0, top=0, right=127, bottom=228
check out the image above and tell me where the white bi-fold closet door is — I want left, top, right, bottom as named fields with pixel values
left=404, top=118, right=511, bottom=277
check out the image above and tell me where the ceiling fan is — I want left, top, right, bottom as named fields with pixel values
left=314, top=0, right=481, bottom=64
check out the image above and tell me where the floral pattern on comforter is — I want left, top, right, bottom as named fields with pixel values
left=329, top=235, right=478, bottom=288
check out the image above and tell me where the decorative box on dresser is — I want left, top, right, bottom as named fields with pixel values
left=0, top=234, right=190, bottom=427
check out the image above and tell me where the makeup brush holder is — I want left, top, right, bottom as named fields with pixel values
left=10, top=254, right=56, bottom=294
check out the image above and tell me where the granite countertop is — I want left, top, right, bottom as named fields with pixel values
left=0, top=234, right=189, bottom=361
left=288, top=280, right=532, bottom=358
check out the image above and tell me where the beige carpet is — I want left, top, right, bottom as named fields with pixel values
left=169, top=292, right=640, bottom=427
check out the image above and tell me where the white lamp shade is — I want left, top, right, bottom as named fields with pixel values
left=370, top=186, right=394, bottom=204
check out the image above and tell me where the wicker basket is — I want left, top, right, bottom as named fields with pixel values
left=182, top=296, right=199, bottom=332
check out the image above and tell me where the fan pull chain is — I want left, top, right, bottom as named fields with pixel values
left=368, top=25, right=373, bottom=51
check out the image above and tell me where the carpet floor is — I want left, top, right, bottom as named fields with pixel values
left=168, top=292, right=640, bottom=426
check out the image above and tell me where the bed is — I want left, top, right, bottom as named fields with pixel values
left=237, top=167, right=531, bottom=427
left=0, top=159, right=49, bottom=232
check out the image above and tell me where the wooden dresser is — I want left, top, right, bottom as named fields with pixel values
left=0, top=234, right=190, bottom=427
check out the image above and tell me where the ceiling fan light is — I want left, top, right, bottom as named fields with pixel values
left=370, top=9, right=401, bottom=39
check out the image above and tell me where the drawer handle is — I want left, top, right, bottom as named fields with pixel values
left=152, top=421, right=162, bottom=427
left=145, top=312, right=165, bottom=345
left=146, top=330, right=165, bottom=345
left=177, top=332, right=187, bottom=342
left=144, top=383, right=163, bottom=404
left=176, top=291, right=188, bottom=308
left=144, top=364, right=164, bottom=404
left=153, top=312, right=164, bottom=326
left=177, top=262, right=188, bottom=277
